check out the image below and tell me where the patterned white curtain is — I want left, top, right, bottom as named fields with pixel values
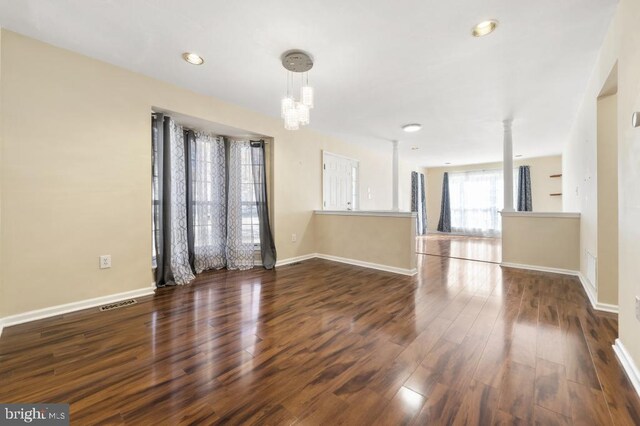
left=226, top=141, right=259, bottom=270
left=168, top=120, right=196, bottom=284
left=193, top=132, right=227, bottom=273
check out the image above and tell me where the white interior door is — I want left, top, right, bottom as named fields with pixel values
left=323, top=151, right=358, bottom=210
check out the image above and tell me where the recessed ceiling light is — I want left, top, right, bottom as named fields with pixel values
left=411, top=146, right=419, bottom=150
left=182, top=52, right=204, bottom=65
left=472, top=20, right=498, bottom=37
left=402, top=123, right=422, bottom=133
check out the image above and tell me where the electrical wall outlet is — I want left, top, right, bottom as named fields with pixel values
left=99, top=255, right=112, bottom=269
left=291, top=233, right=297, bottom=243
left=636, top=296, right=640, bottom=322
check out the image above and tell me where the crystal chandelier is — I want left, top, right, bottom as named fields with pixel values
left=281, top=51, right=314, bottom=130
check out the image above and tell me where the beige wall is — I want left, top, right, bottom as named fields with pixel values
left=562, top=4, right=617, bottom=295
left=501, top=214, right=580, bottom=271
left=616, top=0, right=640, bottom=369
left=0, top=30, right=409, bottom=317
left=563, top=0, right=640, bottom=373
left=596, top=93, right=618, bottom=305
left=0, top=28, right=3, bottom=318
left=426, top=156, right=562, bottom=232
left=315, top=213, right=416, bottom=271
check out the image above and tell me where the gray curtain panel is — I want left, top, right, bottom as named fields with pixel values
left=152, top=113, right=168, bottom=285
left=251, top=140, right=277, bottom=269
left=419, top=173, right=427, bottom=235
left=410, top=172, right=421, bottom=235
left=151, top=114, right=195, bottom=286
left=185, top=129, right=196, bottom=272
left=437, top=172, right=451, bottom=232
left=411, top=172, right=428, bottom=235
left=517, top=165, right=533, bottom=211
left=411, top=171, right=419, bottom=213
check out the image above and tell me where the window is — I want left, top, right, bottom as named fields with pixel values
left=448, top=169, right=518, bottom=236
left=239, top=145, right=261, bottom=246
left=151, top=126, right=161, bottom=268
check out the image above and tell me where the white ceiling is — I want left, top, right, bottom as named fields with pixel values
left=0, top=0, right=617, bottom=166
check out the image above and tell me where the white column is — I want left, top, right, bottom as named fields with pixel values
left=503, top=119, right=515, bottom=212
left=392, top=140, right=399, bottom=211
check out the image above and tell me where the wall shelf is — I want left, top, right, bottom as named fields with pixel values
left=550, top=174, right=562, bottom=178
left=550, top=193, right=562, bottom=196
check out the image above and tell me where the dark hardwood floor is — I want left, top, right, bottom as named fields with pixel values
left=1, top=254, right=639, bottom=425
left=417, top=234, right=502, bottom=264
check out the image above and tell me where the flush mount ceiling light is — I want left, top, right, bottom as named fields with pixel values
left=402, top=123, right=422, bottom=133
left=472, top=20, right=498, bottom=37
left=182, top=52, right=204, bottom=65
left=280, top=50, right=314, bottom=130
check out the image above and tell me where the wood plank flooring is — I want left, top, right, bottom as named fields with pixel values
left=417, top=234, right=502, bottom=264
left=1, top=254, right=639, bottom=425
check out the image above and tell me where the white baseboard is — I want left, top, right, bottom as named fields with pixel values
left=592, top=302, right=619, bottom=314
left=500, top=262, right=580, bottom=277
left=577, top=273, right=619, bottom=313
left=0, top=284, right=156, bottom=337
left=613, top=339, right=640, bottom=398
left=315, top=254, right=417, bottom=276
left=500, top=262, right=619, bottom=314
left=578, top=272, right=598, bottom=306
left=275, top=253, right=318, bottom=267
left=592, top=303, right=620, bottom=314
left=276, top=253, right=417, bottom=276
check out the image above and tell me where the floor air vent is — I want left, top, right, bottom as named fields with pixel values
left=99, top=299, right=137, bottom=312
